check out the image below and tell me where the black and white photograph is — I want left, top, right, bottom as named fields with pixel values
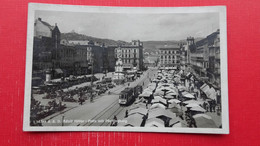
left=23, top=3, right=229, bottom=134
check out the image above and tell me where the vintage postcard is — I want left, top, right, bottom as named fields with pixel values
left=23, top=3, right=229, bottom=134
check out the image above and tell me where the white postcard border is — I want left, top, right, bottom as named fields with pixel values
left=23, top=3, right=229, bottom=134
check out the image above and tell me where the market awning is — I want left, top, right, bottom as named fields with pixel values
left=200, top=83, right=217, bottom=100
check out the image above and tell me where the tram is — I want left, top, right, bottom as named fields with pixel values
left=119, top=85, right=143, bottom=105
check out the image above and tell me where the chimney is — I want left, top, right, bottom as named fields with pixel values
left=38, top=18, right=42, bottom=21
left=55, top=23, right=57, bottom=26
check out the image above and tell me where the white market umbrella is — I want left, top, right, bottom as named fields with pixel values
left=182, top=92, right=195, bottom=99
left=185, top=103, right=200, bottom=108
left=168, top=99, right=181, bottom=104
left=177, top=85, right=187, bottom=91
left=154, top=96, right=167, bottom=102
left=169, top=118, right=181, bottom=127
left=129, top=107, right=148, bottom=116
left=118, top=114, right=144, bottom=127
left=168, top=102, right=181, bottom=109
left=190, top=106, right=206, bottom=112
left=139, top=92, right=151, bottom=97
left=131, top=102, right=147, bottom=109
left=183, top=100, right=203, bottom=105
left=148, top=108, right=176, bottom=120
left=154, top=90, right=165, bottom=96
left=151, top=99, right=167, bottom=105
left=145, top=118, right=165, bottom=127
left=164, top=94, right=175, bottom=99
left=150, top=103, right=166, bottom=110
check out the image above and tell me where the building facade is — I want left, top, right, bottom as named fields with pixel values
left=114, top=40, right=144, bottom=71
left=159, top=45, right=181, bottom=68
left=187, top=29, right=221, bottom=88
left=33, top=18, right=61, bottom=71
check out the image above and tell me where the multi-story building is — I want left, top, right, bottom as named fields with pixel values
left=106, top=46, right=117, bottom=72
left=33, top=18, right=61, bottom=72
left=114, top=40, right=144, bottom=71
left=188, top=38, right=209, bottom=79
left=179, top=43, right=188, bottom=71
left=34, top=18, right=60, bottom=51
left=207, top=30, right=220, bottom=87
left=158, top=45, right=181, bottom=68
left=187, top=29, right=220, bottom=88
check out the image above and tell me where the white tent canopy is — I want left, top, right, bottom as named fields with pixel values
left=145, top=118, right=165, bottom=127
left=148, top=108, right=176, bottom=119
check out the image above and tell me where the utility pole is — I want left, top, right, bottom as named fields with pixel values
left=90, top=51, right=94, bottom=102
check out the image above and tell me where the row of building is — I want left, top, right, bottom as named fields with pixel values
left=33, top=18, right=144, bottom=80
left=158, top=29, right=221, bottom=88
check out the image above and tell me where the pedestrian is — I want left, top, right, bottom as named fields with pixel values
left=212, top=99, right=216, bottom=112
left=111, top=116, right=118, bottom=126
left=125, top=110, right=128, bottom=118
left=203, top=102, right=207, bottom=110
left=79, top=97, right=83, bottom=105
left=206, top=102, right=209, bottom=112
left=217, top=105, right=221, bottom=116
left=209, top=101, right=212, bottom=112
left=189, top=116, right=197, bottom=128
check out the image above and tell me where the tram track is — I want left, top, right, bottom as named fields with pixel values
left=100, top=105, right=124, bottom=126
left=80, top=99, right=119, bottom=126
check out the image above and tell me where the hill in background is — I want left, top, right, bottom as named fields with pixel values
left=61, top=32, right=203, bottom=54
left=61, top=32, right=129, bottom=46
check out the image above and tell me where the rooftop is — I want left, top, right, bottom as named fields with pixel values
left=158, top=44, right=180, bottom=50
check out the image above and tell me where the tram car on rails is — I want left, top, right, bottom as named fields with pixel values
left=118, top=85, right=143, bottom=105
left=119, top=88, right=133, bottom=105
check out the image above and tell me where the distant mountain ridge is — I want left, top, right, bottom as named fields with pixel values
left=61, top=32, right=204, bottom=53
left=61, top=32, right=129, bottom=46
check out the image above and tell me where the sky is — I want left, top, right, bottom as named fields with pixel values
left=35, top=10, right=219, bottom=42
